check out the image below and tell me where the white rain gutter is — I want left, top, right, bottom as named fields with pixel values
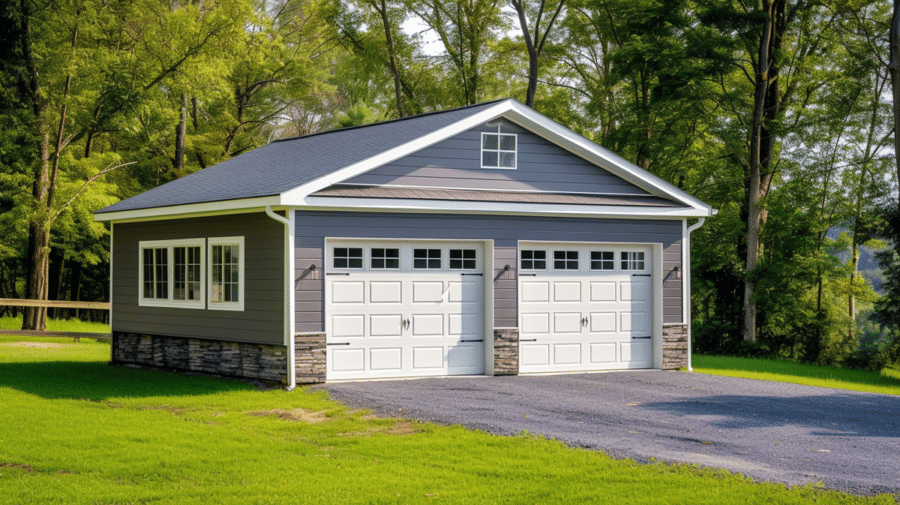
left=684, top=218, right=706, bottom=372
left=265, top=206, right=296, bottom=391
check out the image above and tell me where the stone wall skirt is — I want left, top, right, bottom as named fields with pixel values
left=111, top=332, right=288, bottom=383
left=493, top=328, right=519, bottom=375
left=662, top=323, right=689, bottom=370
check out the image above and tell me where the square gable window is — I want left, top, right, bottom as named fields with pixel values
left=482, top=132, right=517, bottom=169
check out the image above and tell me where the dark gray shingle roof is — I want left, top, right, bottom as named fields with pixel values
left=96, top=100, right=505, bottom=214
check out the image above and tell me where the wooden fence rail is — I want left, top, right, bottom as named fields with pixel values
left=0, top=299, right=111, bottom=341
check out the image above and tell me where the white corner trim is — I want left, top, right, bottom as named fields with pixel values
left=298, top=196, right=711, bottom=219
left=683, top=217, right=706, bottom=372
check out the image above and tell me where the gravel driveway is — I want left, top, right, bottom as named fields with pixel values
left=322, top=371, right=900, bottom=496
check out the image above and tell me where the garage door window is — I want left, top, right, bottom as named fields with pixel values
left=371, top=248, right=399, bottom=269
left=554, top=251, right=579, bottom=270
left=414, top=249, right=442, bottom=269
left=520, top=250, right=546, bottom=270
left=334, top=248, right=363, bottom=269
left=449, top=249, right=477, bottom=269
left=591, top=251, right=614, bottom=271
left=621, top=251, right=645, bottom=271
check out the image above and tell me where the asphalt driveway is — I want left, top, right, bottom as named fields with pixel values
left=322, top=371, right=900, bottom=495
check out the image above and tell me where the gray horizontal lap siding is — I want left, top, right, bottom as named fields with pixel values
left=344, top=120, right=651, bottom=196
left=113, top=212, right=285, bottom=345
left=294, top=211, right=683, bottom=333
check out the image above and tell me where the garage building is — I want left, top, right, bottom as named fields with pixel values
left=94, top=99, right=714, bottom=386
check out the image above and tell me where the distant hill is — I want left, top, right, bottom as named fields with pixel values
left=826, top=227, right=886, bottom=294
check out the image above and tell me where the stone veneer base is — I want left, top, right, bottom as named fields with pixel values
left=111, top=332, right=288, bottom=383
left=294, top=333, right=326, bottom=384
left=662, top=323, right=689, bottom=370
left=493, top=328, right=519, bottom=375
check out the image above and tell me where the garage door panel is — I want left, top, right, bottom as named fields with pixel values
left=554, top=312, right=582, bottom=333
left=332, top=281, right=365, bottom=303
left=327, top=241, right=485, bottom=380
left=448, top=344, right=481, bottom=371
left=519, top=243, right=655, bottom=374
left=521, top=281, right=550, bottom=302
left=332, top=315, right=365, bottom=338
left=370, top=281, right=402, bottom=303
left=413, top=347, right=444, bottom=369
left=590, top=312, right=616, bottom=333
left=413, top=281, right=445, bottom=303
left=521, top=344, right=550, bottom=366
left=332, top=348, right=365, bottom=372
left=370, top=314, right=403, bottom=337
left=553, top=344, right=581, bottom=364
left=369, top=348, right=402, bottom=370
left=590, top=282, right=616, bottom=302
left=590, top=343, right=616, bottom=363
left=412, top=314, right=444, bottom=336
left=521, top=313, right=550, bottom=334
left=553, top=282, right=581, bottom=302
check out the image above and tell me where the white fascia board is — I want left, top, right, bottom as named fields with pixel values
left=298, top=196, right=710, bottom=219
left=500, top=102, right=714, bottom=215
left=93, top=196, right=282, bottom=223
left=279, top=100, right=520, bottom=203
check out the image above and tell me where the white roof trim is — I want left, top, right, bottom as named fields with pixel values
left=279, top=99, right=713, bottom=216
left=93, top=196, right=281, bottom=222
left=298, top=196, right=711, bottom=219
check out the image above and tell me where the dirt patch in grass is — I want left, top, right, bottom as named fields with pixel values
left=385, top=421, right=417, bottom=435
left=0, top=462, right=34, bottom=472
left=247, top=408, right=330, bottom=423
left=0, top=342, right=63, bottom=348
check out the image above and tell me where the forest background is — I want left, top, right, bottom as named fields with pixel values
left=1, top=0, right=898, bottom=370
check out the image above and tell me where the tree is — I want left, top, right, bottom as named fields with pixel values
left=509, top=0, right=566, bottom=107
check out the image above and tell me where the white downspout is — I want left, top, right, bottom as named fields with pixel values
left=684, top=217, right=706, bottom=372
left=266, top=206, right=296, bottom=391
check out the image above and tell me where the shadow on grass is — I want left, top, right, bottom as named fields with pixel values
left=641, top=392, right=900, bottom=438
left=0, top=361, right=255, bottom=400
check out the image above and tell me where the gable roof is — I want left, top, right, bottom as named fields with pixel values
left=95, top=99, right=714, bottom=220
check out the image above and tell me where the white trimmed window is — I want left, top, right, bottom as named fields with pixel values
left=209, top=237, right=245, bottom=311
left=139, top=239, right=205, bottom=309
left=621, top=251, right=646, bottom=271
left=481, top=131, right=517, bottom=169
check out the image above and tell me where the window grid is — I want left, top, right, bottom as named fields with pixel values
left=554, top=250, right=579, bottom=270
left=414, top=249, right=442, bottom=269
left=174, top=246, right=202, bottom=301
left=520, top=250, right=546, bottom=270
left=591, top=251, right=615, bottom=271
left=481, top=132, right=517, bottom=168
left=142, top=248, right=169, bottom=299
left=621, top=251, right=646, bottom=271
left=449, top=249, right=477, bottom=270
left=371, top=248, right=400, bottom=269
left=333, top=247, right=363, bottom=269
left=211, top=244, right=240, bottom=303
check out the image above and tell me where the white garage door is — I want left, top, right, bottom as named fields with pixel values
left=325, top=241, right=485, bottom=380
left=518, top=243, right=654, bottom=373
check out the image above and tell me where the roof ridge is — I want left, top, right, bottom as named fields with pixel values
left=271, top=98, right=511, bottom=144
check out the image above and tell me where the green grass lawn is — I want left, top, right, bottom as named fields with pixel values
left=0, top=340, right=895, bottom=504
left=0, top=315, right=109, bottom=333
left=693, top=355, right=900, bottom=395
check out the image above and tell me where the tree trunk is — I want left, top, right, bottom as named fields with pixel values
left=69, top=261, right=81, bottom=320
left=48, top=248, right=64, bottom=319
left=174, top=93, right=187, bottom=170
left=374, top=0, right=405, bottom=118
left=890, top=0, right=900, bottom=199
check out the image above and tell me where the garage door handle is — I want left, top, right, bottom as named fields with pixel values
left=632, top=274, right=651, bottom=277
left=461, top=339, right=483, bottom=343
left=632, top=336, right=651, bottom=339
left=581, top=316, right=588, bottom=327
left=326, top=272, right=350, bottom=276
left=520, top=338, right=538, bottom=342
left=461, top=273, right=483, bottom=276
left=519, top=273, right=537, bottom=277
left=327, top=342, right=351, bottom=346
